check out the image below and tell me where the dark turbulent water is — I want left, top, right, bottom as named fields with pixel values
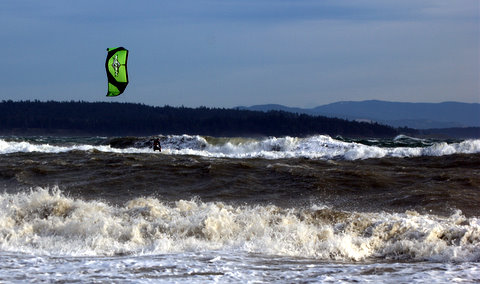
left=2, top=151, right=479, bottom=217
left=0, top=135, right=479, bottom=282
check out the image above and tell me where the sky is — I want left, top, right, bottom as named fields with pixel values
left=0, top=0, right=478, bottom=108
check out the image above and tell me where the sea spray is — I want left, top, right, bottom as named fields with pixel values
left=1, top=135, right=480, bottom=159
left=1, top=187, right=478, bottom=262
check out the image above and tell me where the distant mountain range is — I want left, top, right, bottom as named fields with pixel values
left=237, top=100, right=480, bottom=129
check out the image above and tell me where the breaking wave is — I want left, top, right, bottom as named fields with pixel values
left=1, top=135, right=479, bottom=160
left=1, top=188, right=478, bottom=262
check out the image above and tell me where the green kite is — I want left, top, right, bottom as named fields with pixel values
left=105, top=47, right=129, bottom=97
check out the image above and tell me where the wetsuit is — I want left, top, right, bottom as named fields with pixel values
left=153, top=139, right=161, bottom=151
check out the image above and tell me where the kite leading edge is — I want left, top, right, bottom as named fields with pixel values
left=105, top=47, right=129, bottom=97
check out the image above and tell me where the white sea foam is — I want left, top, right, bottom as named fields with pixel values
left=0, top=188, right=478, bottom=262
left=0, top=139, right=150, bottom=155
left=1, top=136, right=479, bottom=160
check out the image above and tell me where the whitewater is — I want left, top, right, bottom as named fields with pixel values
left=1, top=134, right=479, bottom=159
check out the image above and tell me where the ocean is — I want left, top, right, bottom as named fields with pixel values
left=0, top=134, right=479, bottom=283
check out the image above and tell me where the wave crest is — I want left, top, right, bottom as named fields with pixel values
left=1, top=188, right=479, bottom=262
left=1, top=135, right=479, bottom=160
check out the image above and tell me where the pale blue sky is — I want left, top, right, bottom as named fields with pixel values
left=1, top=0, right=478, bottom=107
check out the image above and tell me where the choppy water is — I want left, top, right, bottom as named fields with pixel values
left=0, top=135, right=479, bottom=283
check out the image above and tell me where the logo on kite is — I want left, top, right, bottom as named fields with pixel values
left=105, top=47, right=129, bottom=97
left=112, top=55, right=121, bottom=77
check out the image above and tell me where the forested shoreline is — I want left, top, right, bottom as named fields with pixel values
left=1, top=100, right=413, bottom=138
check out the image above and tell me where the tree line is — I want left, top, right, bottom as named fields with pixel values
left=0, top=100, right=407, bottom=137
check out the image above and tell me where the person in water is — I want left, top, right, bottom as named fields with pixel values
left=153, top=138, right=161, bottom=152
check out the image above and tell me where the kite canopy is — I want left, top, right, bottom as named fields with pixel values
left=105, top=47, right=129, bottom=97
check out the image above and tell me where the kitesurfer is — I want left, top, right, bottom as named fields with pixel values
left=153, top=138, right=161, bottom=152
